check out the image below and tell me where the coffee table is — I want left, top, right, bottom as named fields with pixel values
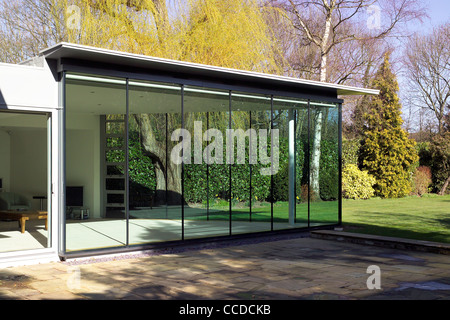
left=0, top=210, right=48, bottom=233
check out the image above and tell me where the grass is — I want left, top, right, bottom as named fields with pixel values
left=342, top=194, right=450, bottom=243
left=169, top=194, right=450, bottom=244
left=188, top=200, right=339, bottom=224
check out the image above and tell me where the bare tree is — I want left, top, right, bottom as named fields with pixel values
left=269, top=0, right=426, bottom=197
left=404, top=23, right=450, bottom=136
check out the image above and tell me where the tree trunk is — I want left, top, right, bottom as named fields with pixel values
left=310, top=110, right=322, bottom=198
left=438, top=176, right=450, bottom=196
left=309, top=7, right=332, bottom=199
left=135, top=114, right=183, bottom=205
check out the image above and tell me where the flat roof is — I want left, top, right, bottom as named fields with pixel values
left=40, top=42, right=379, bottom=97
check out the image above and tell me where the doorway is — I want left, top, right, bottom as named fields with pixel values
left=0, top=111, right=51, bottom=253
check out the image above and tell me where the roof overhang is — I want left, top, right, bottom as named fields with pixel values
left=39, top=42, right=379, bottom=98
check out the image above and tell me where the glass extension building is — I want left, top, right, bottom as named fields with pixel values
left=0, top=43, right=378, bottom=265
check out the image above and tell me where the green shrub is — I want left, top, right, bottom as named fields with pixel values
left=342, top=164, right=376, bottom=200
left=416, top=141, right=432, bottom=167
left=319, top=139, right=339, bottom=200
left=342, top=139, right=360, bottom=167
left=429, top=132, right=450, bottom=194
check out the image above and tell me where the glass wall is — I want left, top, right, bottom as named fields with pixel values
left=183, top=86, right=230, bottom=239
left=65, top=74, right=127, bottom=252
left=64, top=72, right=341, bottom=253
left=295, top=107, right=309, bottom=226
left=231, top=93, right=272, bottom=234
left=272, top=97, right=309, bottom=230
left=309, top=102, right=340, bottom=226
left=128, top=80, right=182, bottom=244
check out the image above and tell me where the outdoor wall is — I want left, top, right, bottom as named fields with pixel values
left=0, top=59, right=57, bottom=110
left=64, top=72, right=341, bottom=254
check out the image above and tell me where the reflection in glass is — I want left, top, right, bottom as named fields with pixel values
left=63, top=73, right=342, bottom=253
left=295, top=107, right=309, bottom=226
left=272, top=97, right=309, bottom=230
left=183, top=86, right=230, bottom=239
left=244, top=94, right=272, bottom=233
left=128, top=80, right=182, bottom=244
left=65, top=74, right=127, bottom=251
left=309, top=103, right=339, bottom=226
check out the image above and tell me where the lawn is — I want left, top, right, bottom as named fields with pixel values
left=342, top=194, right=450, bottom=243
left=170, top=194, right=449, bottom=244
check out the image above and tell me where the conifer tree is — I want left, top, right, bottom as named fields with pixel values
left=359, top=53, right=418, bottom=198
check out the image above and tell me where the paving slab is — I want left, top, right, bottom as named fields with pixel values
left=0, top=233, right=449, bottom=301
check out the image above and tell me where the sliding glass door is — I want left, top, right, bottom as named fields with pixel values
left=0, top=111, right=51, bottom=253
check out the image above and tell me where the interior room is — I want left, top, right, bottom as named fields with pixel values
left=0, top=112, right=49, bottom=253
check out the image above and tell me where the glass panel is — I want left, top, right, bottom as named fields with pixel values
left=183, top=86, right=230, bottom=239
left=0, top=111, right=50, bottom=253
left=230, top=98, right=251, bottom=233
left=128, top=80, right=182, bottom=244
left=65, top=73, right=127, bottom=251
left=272, top=97, right=309, bottom=230
left=231, top=92, right=272, bottom=234
left=295, top=107, right=309, bottom=226
left=309, top=102, right=339, bottom=226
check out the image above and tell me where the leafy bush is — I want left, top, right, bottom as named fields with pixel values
left=429, top=132, right=450, bottom=194
left=416, top=141, right=432, bottom=167
left=360, top=128, right=418, bottom=198
left=342, top=164, right=376, bottom=200
left=319, top=139, right=339, bottom=200
left=411, top=166, right=432, bottom=196
left=342, top=139, right=360, bottom=167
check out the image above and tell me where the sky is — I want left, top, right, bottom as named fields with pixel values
left=391, top=0, right=449, bottom=129
left=415, top=0, right=450, bottom=31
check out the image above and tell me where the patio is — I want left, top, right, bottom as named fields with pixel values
left=1, top=235, right=448, bottom=301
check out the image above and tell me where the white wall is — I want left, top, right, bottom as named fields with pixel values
left=66, top=113, right=101, bottom=218
left=0, top=59, right=58, bottom=110
left=10, top=128, right=47, bottom=210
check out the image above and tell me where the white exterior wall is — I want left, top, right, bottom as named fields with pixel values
left=0, top=59, right=58, bottom=110
left=0, top=58, right=61, bottom=268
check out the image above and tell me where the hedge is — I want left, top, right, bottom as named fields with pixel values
left=110, top=131, right=339, bottom=204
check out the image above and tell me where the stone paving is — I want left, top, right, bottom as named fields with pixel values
left=0, top=234, right=449, bottom=300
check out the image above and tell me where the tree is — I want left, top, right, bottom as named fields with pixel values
left=404, top=23, right=450, bottom=136
left=268, top=0, right=425, bottom=197
left=0, top=0, right=283, bottom=203
left=359, top=53, right=418, bottom=198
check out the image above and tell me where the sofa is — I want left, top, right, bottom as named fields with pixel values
left=0, top=192, right=32, bottom=211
